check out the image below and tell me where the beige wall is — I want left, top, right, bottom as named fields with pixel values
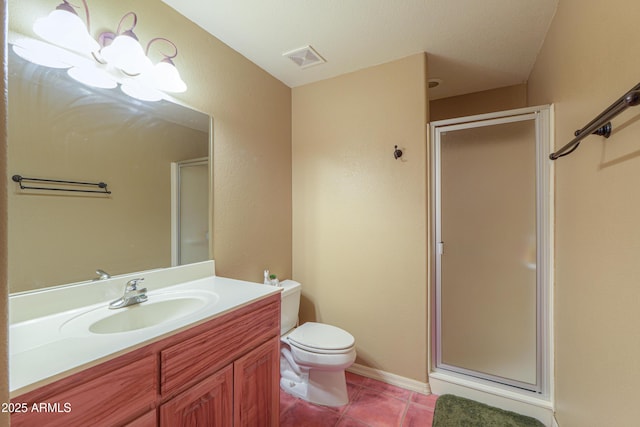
left=8, top=0, right=292, bottom=283
left=528, top=0, right=640, bottom=425
left=292, top=54, right=428, bottom=381
left=430, top=84, right=527, bottom=122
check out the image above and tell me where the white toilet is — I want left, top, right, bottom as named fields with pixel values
left=279, top=280, right=356, bottom=407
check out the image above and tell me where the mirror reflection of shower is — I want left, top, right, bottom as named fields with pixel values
left=171, top=158, right=210, bottom=266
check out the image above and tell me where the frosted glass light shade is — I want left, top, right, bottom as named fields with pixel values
left=153, top=60, right=187, bottom=93
left=121, top=79, right=163, bottom=102
left=33, top=9, right=99, bottom=54
left=100, top=34, right=152, bottom=76
left=68, top=64, right=118, bottom=89
left=12, top=42, right=72, bottom=69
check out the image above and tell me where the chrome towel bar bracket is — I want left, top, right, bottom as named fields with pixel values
left=12, top=175, right=111, bottom=194
left=550, top=83, right=640, bottom=160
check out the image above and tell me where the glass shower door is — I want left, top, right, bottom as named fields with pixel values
left=172, top=158, right=210, bottom=266
left=433, top=109, right=549, bottom=393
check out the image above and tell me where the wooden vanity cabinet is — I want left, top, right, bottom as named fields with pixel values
left=10, top=353, right=158, bottom=427
left=233, top=336, right=280, bottom=426
left=125, top=410, right=158, bottom=427
left=11, top=293, right=281, bottom=427
left=160, top=365, right=233, bottom=426
left=159, top=336, right=280, bottom=427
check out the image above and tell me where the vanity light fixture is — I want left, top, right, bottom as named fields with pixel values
left=11, top=38, right=76, bottom=69
left=33, top=0, right=99, bottom=55
left=67, top=62, right=118, bottom=89
left=97, top=12, right=153, bottom=77
left=21, top=0, right=187, bottom=101
left=146, top=38, right=188, bottom=93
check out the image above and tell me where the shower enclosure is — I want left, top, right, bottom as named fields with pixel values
left=431, top=106, right=552, bottom=395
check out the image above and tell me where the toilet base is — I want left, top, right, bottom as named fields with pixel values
left=281, top=369, right=349, bottom=407
left=280, top=347, right=350, bottom=407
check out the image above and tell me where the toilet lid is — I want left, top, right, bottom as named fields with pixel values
left=287, top=322, right=355, bottom=352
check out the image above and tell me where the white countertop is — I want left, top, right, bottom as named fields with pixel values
left=9, top=264, right=281, bottom=397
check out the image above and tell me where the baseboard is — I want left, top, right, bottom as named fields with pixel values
left=429, top=371, right=554, bottom=426
left=347, top=363, right=431, bottom=395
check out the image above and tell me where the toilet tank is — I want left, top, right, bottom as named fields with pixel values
left=279, top=280, right=301, bottom=336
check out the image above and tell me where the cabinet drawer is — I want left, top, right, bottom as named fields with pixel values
left=161, top=300, right=279, bottom=396
left=11, top=354, right=157, bottom=427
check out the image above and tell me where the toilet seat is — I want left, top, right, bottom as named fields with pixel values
left=286, top=322, right=355, bottom=354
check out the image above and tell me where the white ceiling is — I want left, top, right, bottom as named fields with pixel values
left=161, top=0, right=558, bottom=100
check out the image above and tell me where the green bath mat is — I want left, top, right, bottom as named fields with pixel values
left=433, top=394, right=545, bottom=427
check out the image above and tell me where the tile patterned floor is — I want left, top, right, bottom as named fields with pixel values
left=280, top=372, right=438, bottom=427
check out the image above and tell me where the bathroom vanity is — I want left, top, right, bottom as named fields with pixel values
left=9, top=262, right=281, bottom=426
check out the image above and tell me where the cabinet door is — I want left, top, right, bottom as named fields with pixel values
left=160, top=365, right=232, bottom=427
left=124, top=410, right=156, bottom=427
left=233, top=336, right=280, bottom=427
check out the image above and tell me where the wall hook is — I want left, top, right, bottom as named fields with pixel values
left=393, top=145, right=403, bottom=160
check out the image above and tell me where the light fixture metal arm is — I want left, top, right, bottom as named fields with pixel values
left=116, top=11, right=138, bottom=36
left=58, top=0, right=92, bottom=32
left=80, top=0, right=91, bottom=33
left=146, top=37, right=179, bottom=61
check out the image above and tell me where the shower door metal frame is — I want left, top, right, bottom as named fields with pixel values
left=171, top=157, right=210, bottom=267
left=431, top=105, right=553, bottom=396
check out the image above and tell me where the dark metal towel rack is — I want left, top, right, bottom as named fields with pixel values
left=549, top=82, right=640, bottom=160
left=12, top=175, right=111, bottom=194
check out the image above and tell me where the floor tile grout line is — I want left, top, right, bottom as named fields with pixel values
left=407, top=401, right=438, bottom=411
left=332, top=382, right=362, bottom=426
left=348, top=381, right=414, bottom=427
left=357, top=383, right=412, bottom=401
left=336, top=383, right=360, bottom=425
left=399, top=398, right=411, bottom=427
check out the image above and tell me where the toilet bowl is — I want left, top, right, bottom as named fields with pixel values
left=279, top=281, right=356, bottom=407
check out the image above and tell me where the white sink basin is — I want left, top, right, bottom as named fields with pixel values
left=9, top=267, right=283, bottom=394
left=60, top=290, right=219, bottom=335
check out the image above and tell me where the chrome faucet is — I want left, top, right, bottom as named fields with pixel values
left=94, top=269, right=111, bottom=280
left=109, top=278, right=148, bottom=309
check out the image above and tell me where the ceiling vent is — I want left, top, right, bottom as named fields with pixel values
left=283, top=45, right=326, bottom=69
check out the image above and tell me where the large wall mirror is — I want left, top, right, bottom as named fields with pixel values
left=7, top=46, right=212, bottom=294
